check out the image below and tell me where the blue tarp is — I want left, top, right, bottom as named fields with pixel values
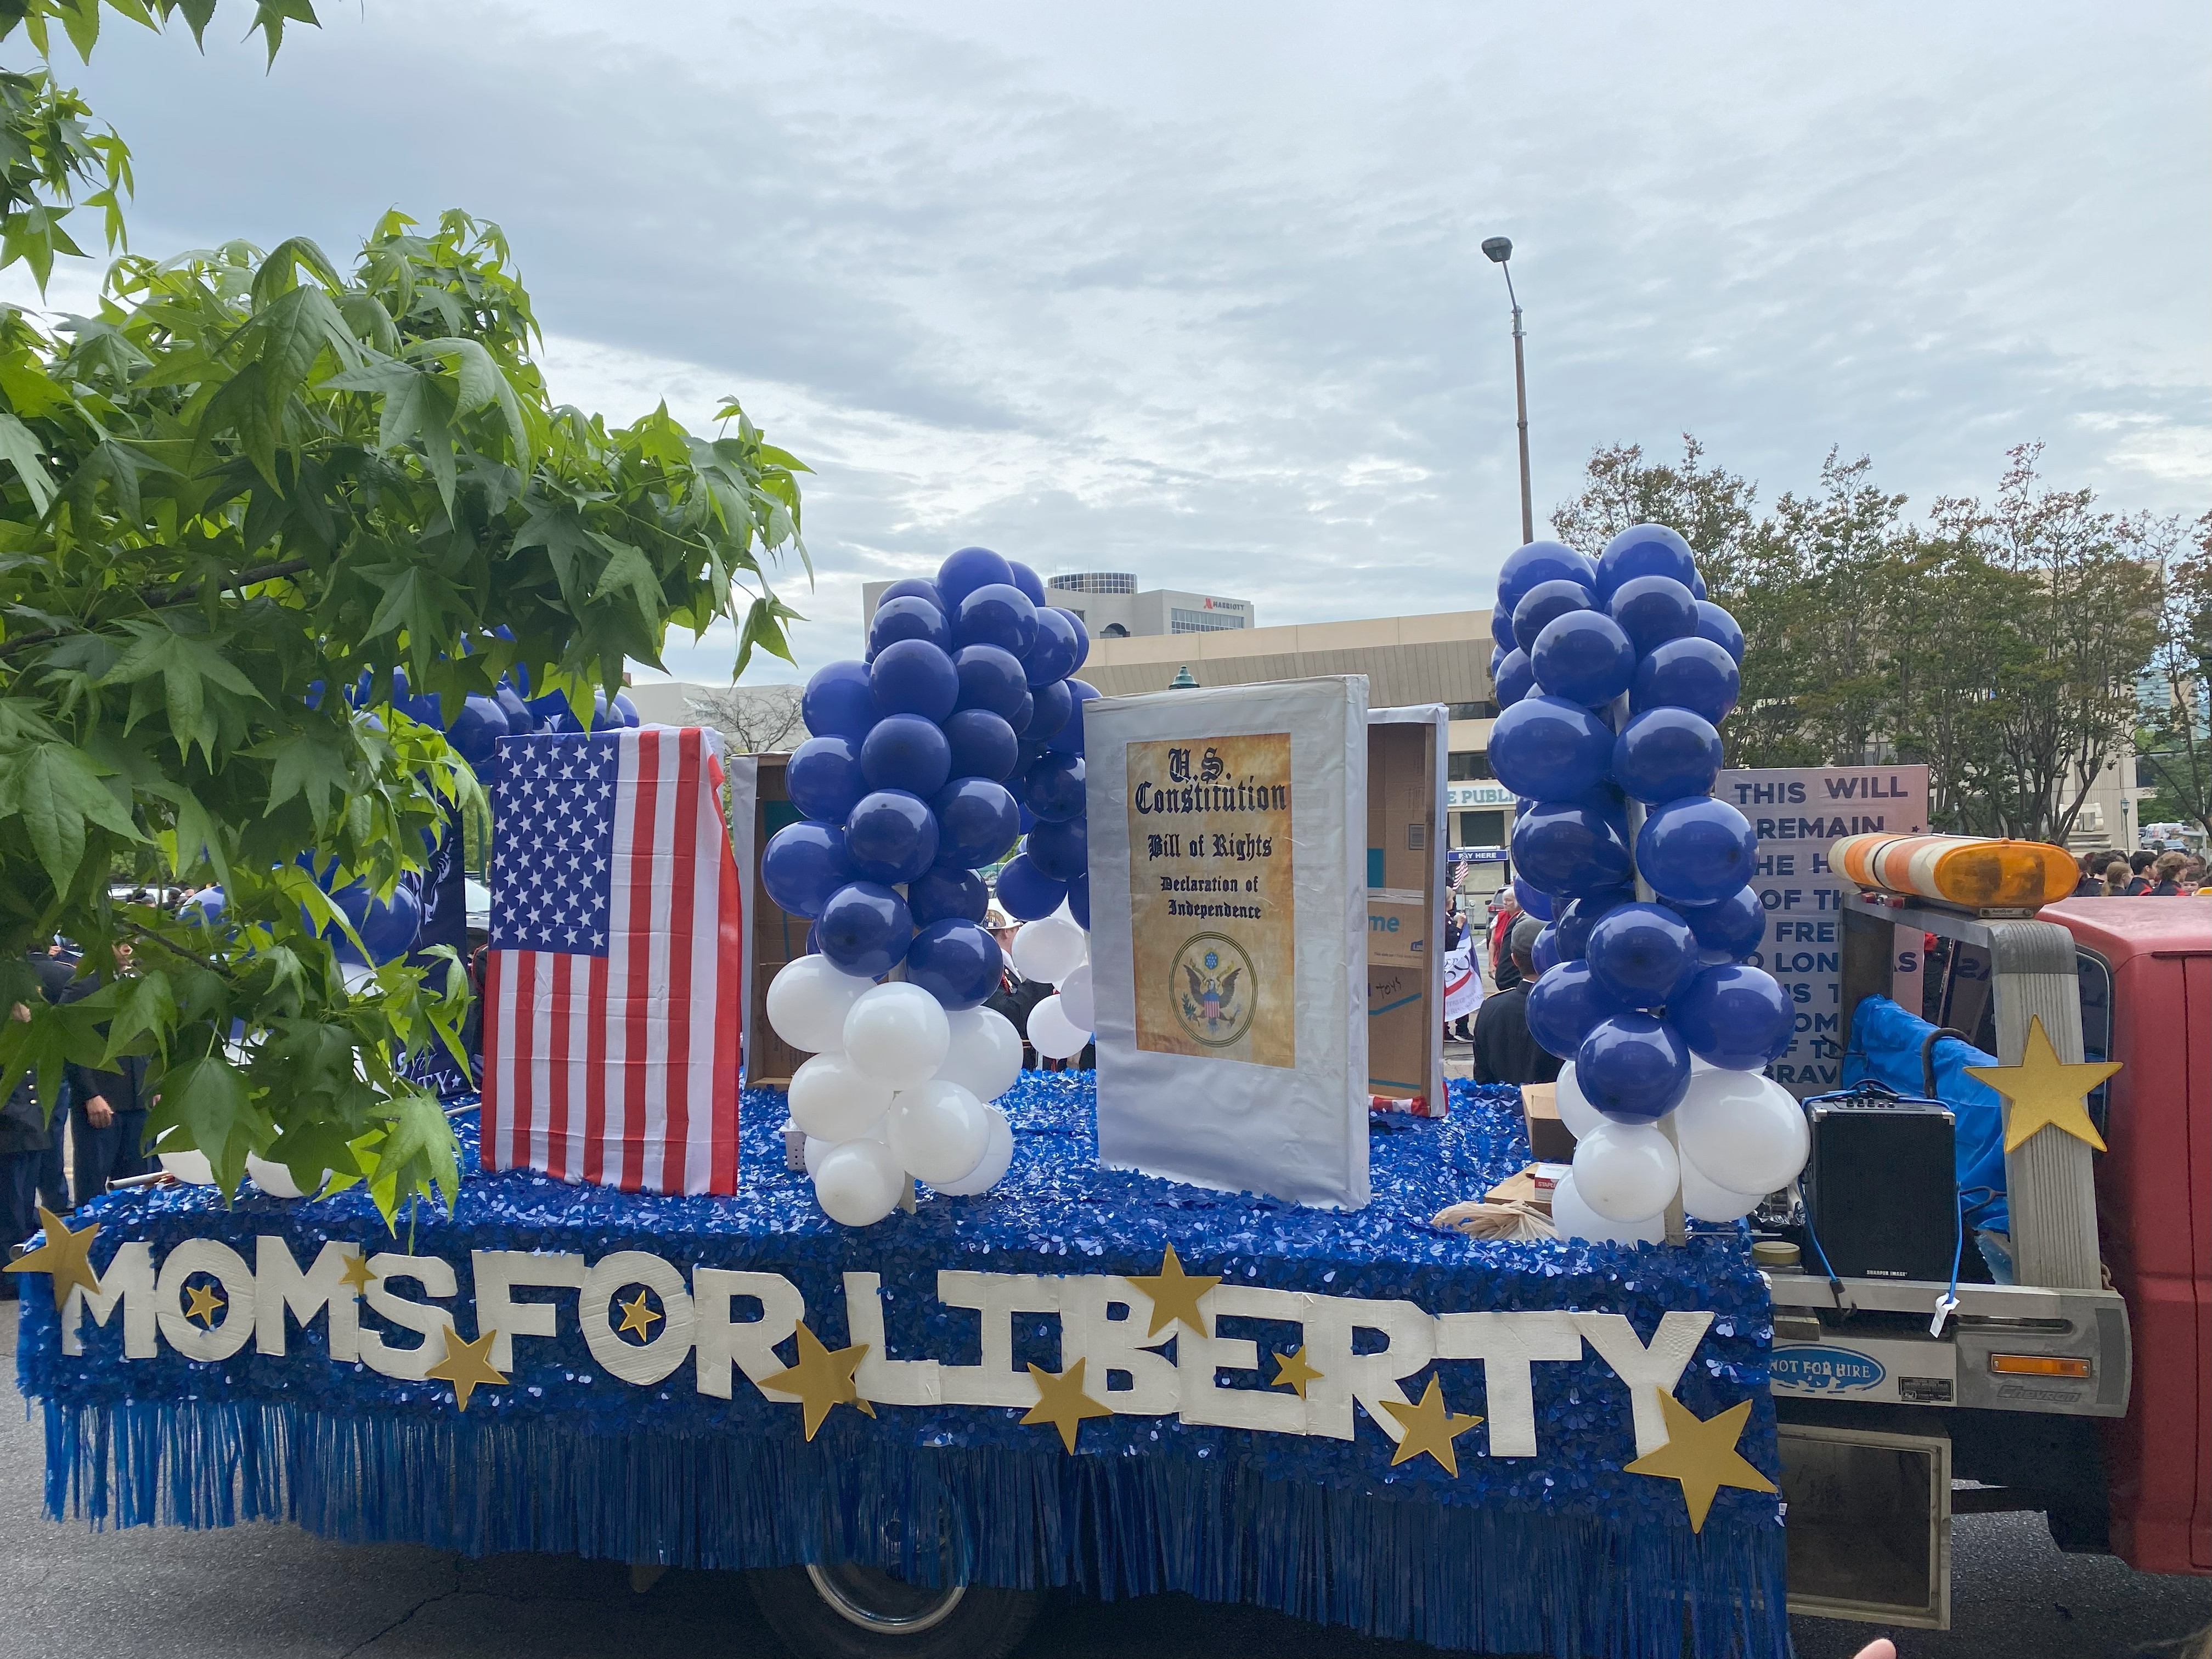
left=1841, top=995, right=2009, bottom=1233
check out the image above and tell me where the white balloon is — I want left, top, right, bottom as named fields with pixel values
left=803, top=1135, right=831, bottom=1177
left=1012, top=915, right=1088, bottom=985
left=1027, top=994, right=1090, bottom=1060
left=936, top=1007, right=1023, bottom=1101
left=1056, top=962, right=1095, bottom=1031
left=154, top=1130, right=216, bottom=1186
left=1675, top=1070, right=1810, bottom=1195
left=1554, top=1061, right=1606, bottom=1140
left=812, top=1136, right=904, bottom=1227
left=767, top=955, right=875, bottom=1054
left=1548, top=1171, right=1666, bottom=1246
left=887, top=1080, right=990, bottom=1185
left=1678, top=1155, right=1764, bottom=1223
left=843, top=982, right=952, bottom=1089
left=788, top=1051, right=895, bottom=1141
left=245, top=1153, right=322, bottom=1199
left=929, top=1104, right=1014, bottom=1195
left=1571, top=1121, right=1681, bottom=1222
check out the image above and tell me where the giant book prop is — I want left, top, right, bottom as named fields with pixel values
left=1366, top=703, right=1447, bottom=1115
left=1085, top=676, right=1370, bottom=1209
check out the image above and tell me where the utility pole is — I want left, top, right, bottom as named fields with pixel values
left=1482, top=236, right=1533, bottom=545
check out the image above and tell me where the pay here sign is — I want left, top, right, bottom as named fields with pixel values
left=1714, top=765, right=1929, bottom=1098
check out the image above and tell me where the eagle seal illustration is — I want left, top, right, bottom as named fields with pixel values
left=1172, top=935, right=1255, bottom=1046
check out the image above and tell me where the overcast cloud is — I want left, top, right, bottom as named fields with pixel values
left=8, top=1, right=2204, bottom=685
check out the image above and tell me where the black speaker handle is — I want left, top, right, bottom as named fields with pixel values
left=1920, top=1026, right=1974, bottom=1098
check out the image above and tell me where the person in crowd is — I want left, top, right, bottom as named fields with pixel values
left=1487, top=888, right=1522, bottom=991
left=1, top=1000, right=50, bottom=1276
left=2123, top=850, right=2157, bottom=895
left=1470, top=916, right=1561, bottom=1087
left=2180, top=852, right=2209, bottom=893
left=1442, top=929, right=1482, bottom=1043
left=2102, top=859, right=2134, bottom=895
left=2146, top=850, right=2190, bottom=896
left=65, top=940, right=154, bottom=1205
left=27, top=939, right=81, bottom=1212
left=2072, top=850, right=2107, bottom=897
left=1444, top=909, right=1465, bottom=953
left=983, top=912, right=1050, bottom=1068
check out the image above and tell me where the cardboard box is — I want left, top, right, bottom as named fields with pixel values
left=1520, top=1081, right=1578, bottom=1163
left=1366, top=707, right=1447, bottom=1114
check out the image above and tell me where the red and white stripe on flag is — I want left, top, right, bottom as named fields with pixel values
left=481, top=725, right=743, bottom=1195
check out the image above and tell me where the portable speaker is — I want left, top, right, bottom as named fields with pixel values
left=1803, top=1086, right=1958, bottom=1282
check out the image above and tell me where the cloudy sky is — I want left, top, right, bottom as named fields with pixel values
left=9, top=1, right=2204, bottom=685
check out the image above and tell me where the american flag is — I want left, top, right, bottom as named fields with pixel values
left=481, top=726, right=743, bottom=1195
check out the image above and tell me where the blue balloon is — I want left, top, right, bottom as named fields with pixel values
left=788, top=735, right=868, bottom=822
left=955, top=583, right=1039, bottom=658
left=1020, top=751, right=1086, bottom=822
left=1024, top=815, right=1088, bottom=881
left=526, top=688, right=576, bottom=732
left=1065, top=870, right=1090, bottom=929
left=1679, top=884, right=1765, bottom=962
left=953, top=644, right=1030, bottom=721
left=1553, top=888, right=1632, bottom=960
left=612, top=690, right=640, bottom=728
left=1512, top=878, right=1554, bottom=921
left=1497, top=539, right=1601, bottom=620
left=1006, top=560, right=1048, bottom=606
left=905, top=919, right=1005, bottom=1011
left=860, top=713, right=953, bottom=797
left=944, top=708, right=1018, bottom=782
left=1525, top=958, right=1627, bottom=1059
left=867, top=594, right=950, bottom=659
left=1607, top=574, right=1699, bottom=656
left=910, top=865, right=989, bottom=926
left=1532, top=924, right=1562, bottom=977
left=1491, top=608, right=1517, bottom=653
left=994, top=853, right=1066, bottom=921
left=357, top=883, right=422, bottom=964
left=447, top=692, right=510, bottom=772
left=936, top=546, right=1016, bottom=612
left=1046, top=679, right=1098, bottom=755
left=1690, top=568, right=1709, bottom=601
left=1022, top=605, right=1082, bottom=687
left=761, top=821, right=856, bottom=918
left=1023, top=676, right=1073, bottom=743
left=494, top=684, right=535, bottom=736
left=1494, top=648, right=1534, bottom=708
left=1630, top=636, right=1740, bottom=725
left=1509, top=802, right=1633, bottom=896
left=1672, top=963, right=1793, bottom=1070
left=1695, top=600, right=1745, bottom=663
left=1611, top=707, right=1724, bottom=805
left=589, top=690, right=624, bottom=731
left=1531, top=610, right=1636, bottom=707
left=182, top=885, right=228, bottom=928
left=1637, top=795, right=1757, bottom=905
left=817, top=881, right=913, bottom=979
left=1576, top=1012, right=1692, bottom=1122
left=879, top=577, right=945, bottom=610
left=1487, top=694, right=1613, bottom=800
left=845, top=789, right=940, bottom=884
left=1488, top=644, right=1506, bottom=681
left=1005, top=691, right=1035, bottom=738
left=1596, top=524, right=1698, bottom=604
left=1586, top=902, right=1701, bottom=1011
left=932, top=777, right=1022, bottom=868
left=868, top=638, right=960, bottom=723
left=803, top=660, right=880, bottom=741
left=1511, top=578, right=1595, bottom=654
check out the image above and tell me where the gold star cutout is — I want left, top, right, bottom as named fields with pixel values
left=1271, top=1345, right=1323, bottom=1400
left=3, top=1207, right=101, bottom=1309
left=758, top=1322, right=875, bottom=1440
left=182, top=1280, right=226, bottom=1327
left=1965, top=1015, right=2118, bottom=1154
left=1122, top=1243, right=1221, bottom=1339
left=1623, top=1389, right=1778, bottom=1533
left=424, top=1327, right=509, bottom=1413
left=337, top=1250, right=378, bottom=1296
left=615, top=1289, right=662, bottom=1340
left=1020, top=1356, right=1116, bottom=1452
left=1380, top=1376, right=1485, bottom=1476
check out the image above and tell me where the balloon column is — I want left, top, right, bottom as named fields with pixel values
left=1487, top=526, right=1805, bottom=1245
left=760, top=547, right=1097, bottom=1225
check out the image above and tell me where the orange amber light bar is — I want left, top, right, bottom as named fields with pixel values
left=1831, top=833, right=2077, bottom=910
left=1987, top=1354, right=2092, bottom=1378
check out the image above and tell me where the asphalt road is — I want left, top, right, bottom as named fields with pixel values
left=4, top=1302, right=2206, bottom=1659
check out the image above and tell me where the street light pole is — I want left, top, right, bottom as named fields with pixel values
left=1481, top=236, right=1533, bottom=546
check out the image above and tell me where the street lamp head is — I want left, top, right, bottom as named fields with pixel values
left=1481, top=236, right=1513, bottom=264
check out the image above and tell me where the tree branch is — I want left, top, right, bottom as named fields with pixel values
left=0, top=555, right=314, bottom=661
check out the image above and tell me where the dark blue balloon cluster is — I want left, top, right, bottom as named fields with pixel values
left=1487, top=527, right=1788, bottom=1123
left=763, top=547, right=1096, bottom=1011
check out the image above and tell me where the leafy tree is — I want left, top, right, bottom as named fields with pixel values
left=0, top=4, right=808, bottom=1217
left=2135, top=511, right=2212, bottom=841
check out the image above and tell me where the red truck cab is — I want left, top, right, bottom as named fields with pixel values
left=2046, top=898, right=2212, bottom=1573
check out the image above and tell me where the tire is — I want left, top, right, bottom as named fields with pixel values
left=746, top=1561, right=1047, bottom=1659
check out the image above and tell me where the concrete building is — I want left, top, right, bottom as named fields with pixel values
left=860, top=573, right=1256, bottom=641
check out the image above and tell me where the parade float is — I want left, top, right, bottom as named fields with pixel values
left=12, top=532, right=1822, bottom=1659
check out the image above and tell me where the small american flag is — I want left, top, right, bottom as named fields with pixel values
left=481, top=726, right=742, bottom=1194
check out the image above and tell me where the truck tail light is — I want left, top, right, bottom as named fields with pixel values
left=1987, top=1354, right=2092, bottom=1378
